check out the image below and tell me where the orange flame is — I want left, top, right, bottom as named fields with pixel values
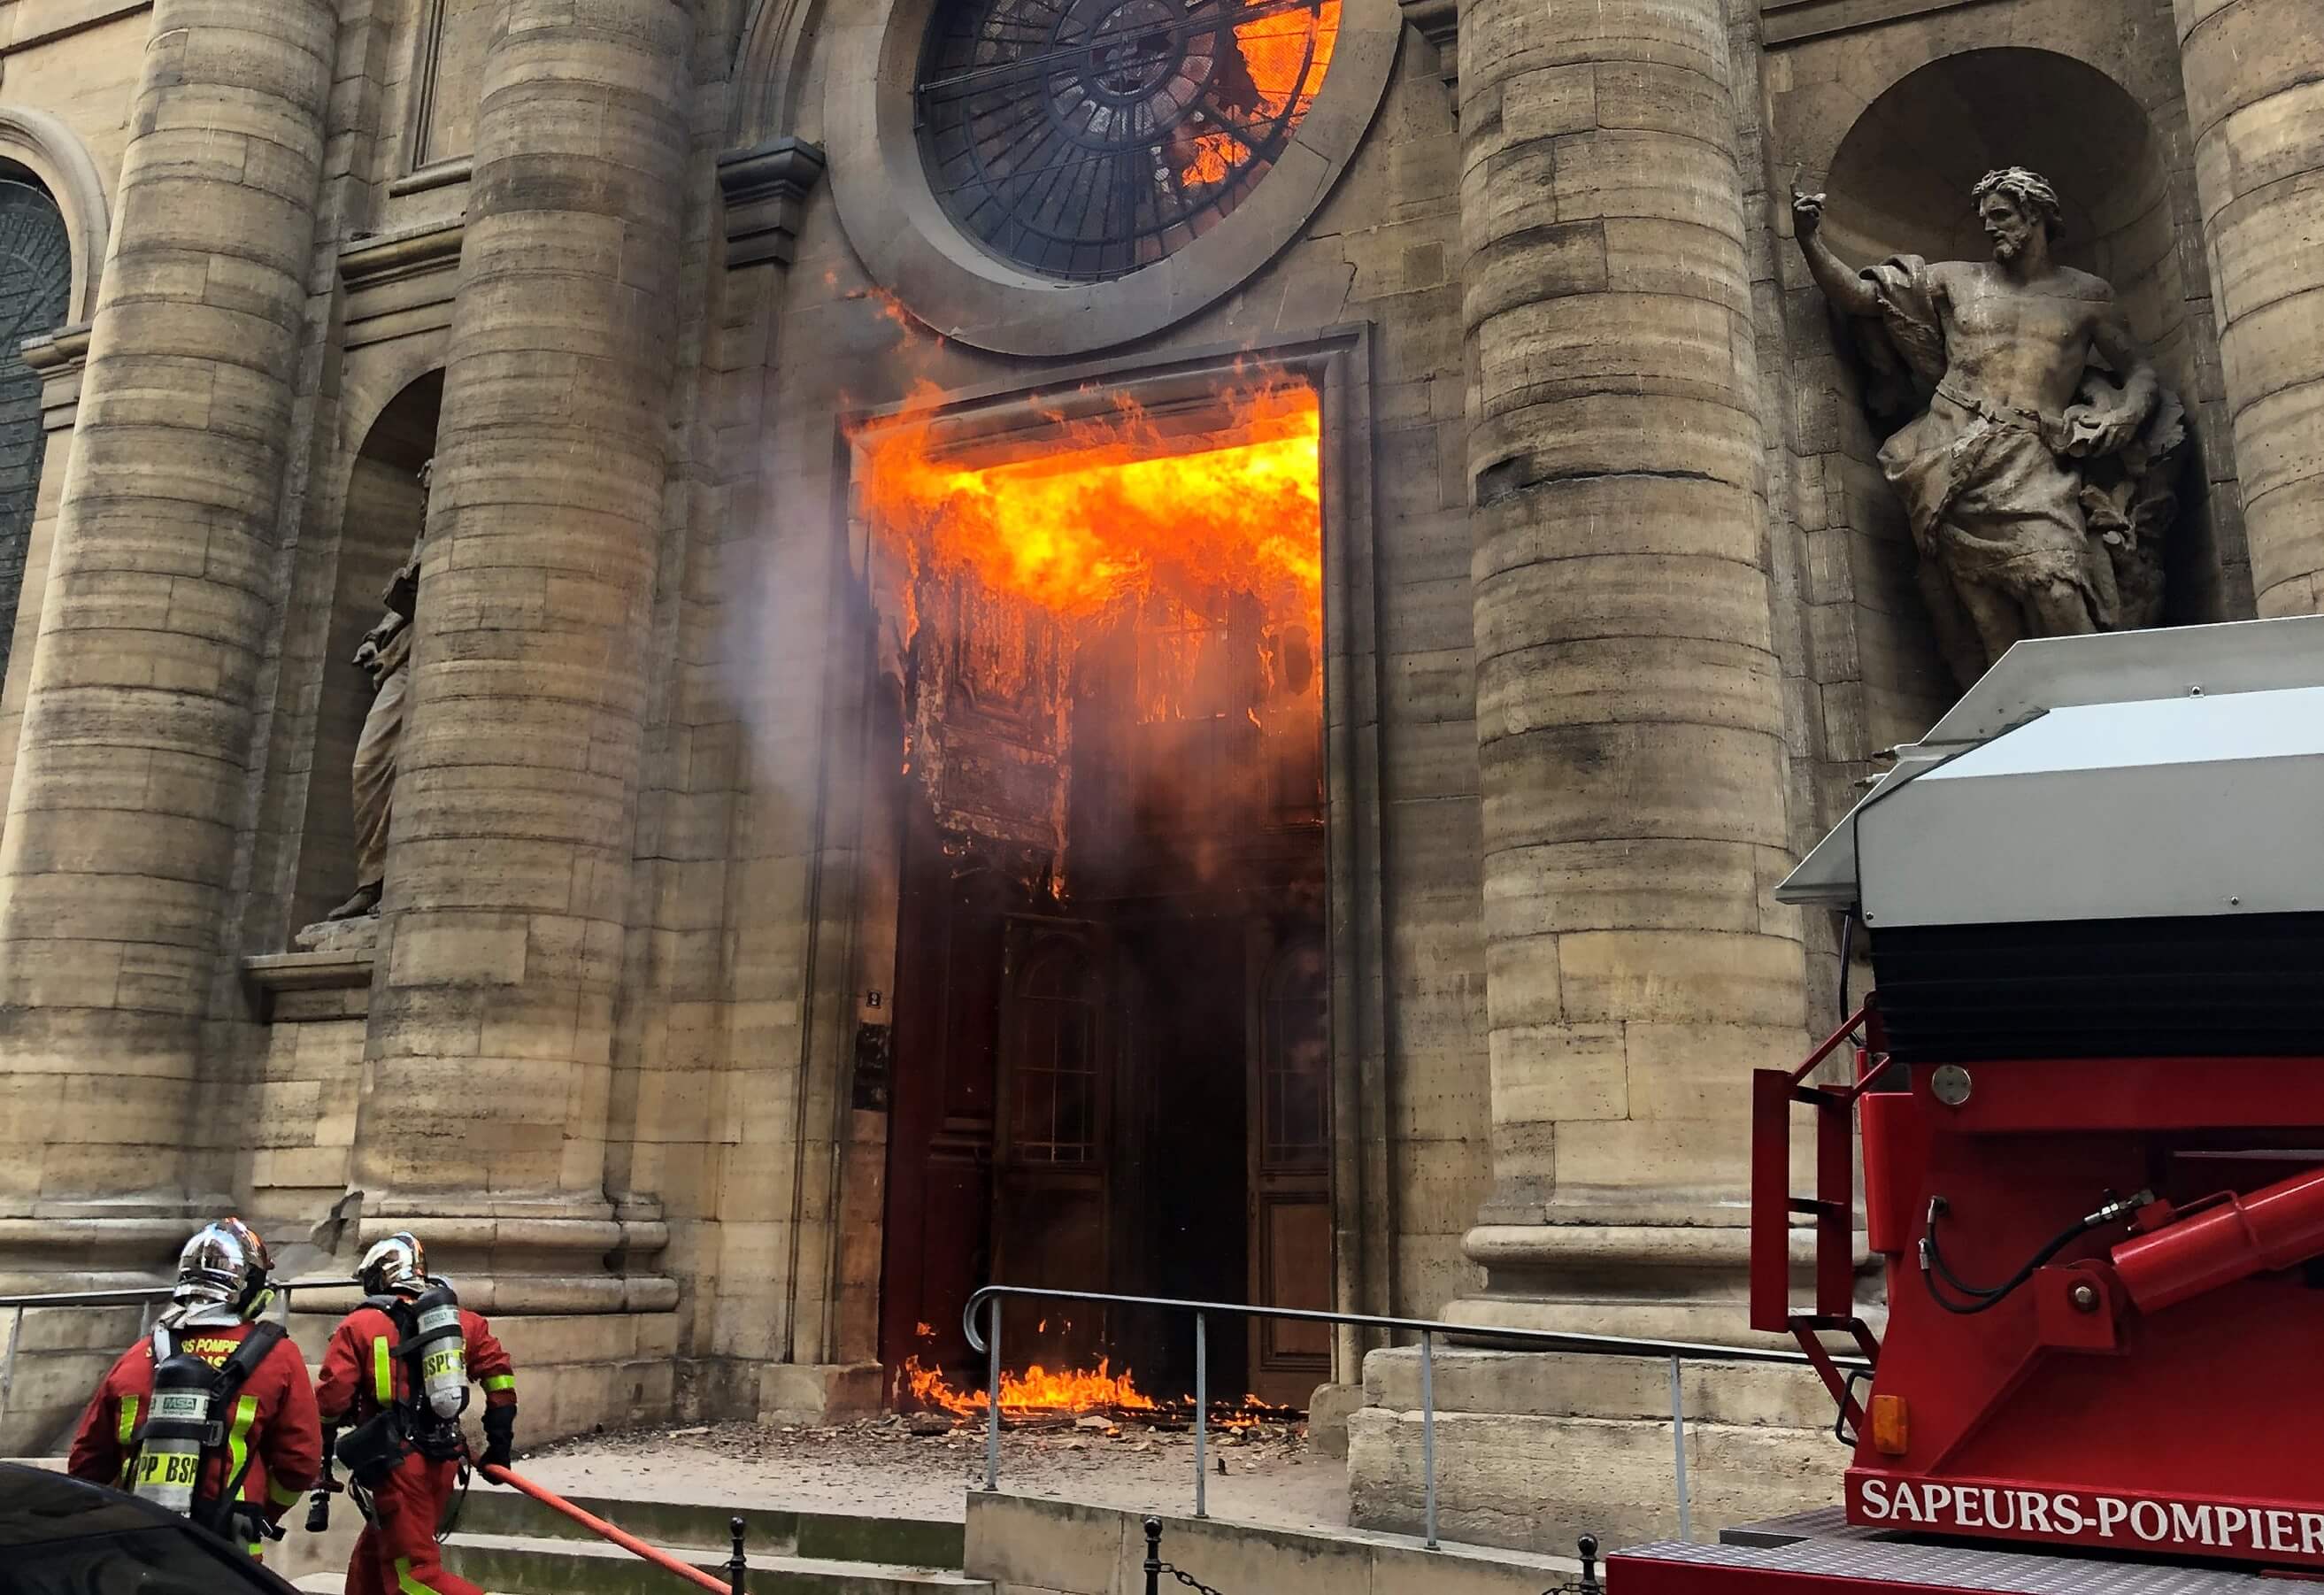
left=1178, top=2, right=1342, bottom=187
left=903, top=1355, right=1162, bottom=1417
left=853, top=380, right=1322, bottom=634
left=900, top=1355, right=1301, bottom=1431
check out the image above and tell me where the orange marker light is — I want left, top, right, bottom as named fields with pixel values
left=1869, top=1393, right=1910, bottom=1457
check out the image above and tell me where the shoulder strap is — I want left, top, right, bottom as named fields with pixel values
left=217, top=1321, right=287, bottom=1402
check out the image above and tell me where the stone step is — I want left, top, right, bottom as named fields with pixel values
left=440, top=1530, right=993, bottom=1595
left=451, top=1483, right=966, bottom=1568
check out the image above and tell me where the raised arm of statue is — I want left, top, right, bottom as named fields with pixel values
left=1791, top=183, right=1881, bottom=320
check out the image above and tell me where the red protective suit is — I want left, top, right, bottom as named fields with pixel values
left=318, top=1299, right=517, bottom=1595
left=66, top=1317, right=322, bottom=1560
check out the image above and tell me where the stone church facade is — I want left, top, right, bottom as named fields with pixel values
left=0, top=0, right=2315, bottom=1550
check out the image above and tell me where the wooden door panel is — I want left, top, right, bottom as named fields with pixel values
left=1254, top=1192, right=1334, bottom=1367
left=992, top=917, right=1112, bottom=1376
left=1248, top=931, right=1332, bottom=1408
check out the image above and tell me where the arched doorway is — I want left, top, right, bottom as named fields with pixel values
left=293, top=371, right=442, bottom=928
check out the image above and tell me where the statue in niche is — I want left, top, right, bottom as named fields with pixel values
left=1794, top=166, right=2187, bottom=690
left=321, top=458, right=429, bottom=925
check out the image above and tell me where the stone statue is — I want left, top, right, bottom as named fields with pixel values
left=322, top=458, right=428, bottom=923
left=1794, top=166, right=2187, bottom=689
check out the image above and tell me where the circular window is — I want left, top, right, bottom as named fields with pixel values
left=916, top=0, right=1341, bottom=281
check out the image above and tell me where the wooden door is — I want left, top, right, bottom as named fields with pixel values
left=1246, top=932, right=1333, bottom=1408
left=878, top=816, right=1017, bottom=1385
left=991, top=917, right=1112, bottom=1374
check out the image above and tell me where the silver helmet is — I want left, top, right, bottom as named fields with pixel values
left=358, top=1231, right=428, bottom=1298
left=174, top=1218, right=272, bottom=1314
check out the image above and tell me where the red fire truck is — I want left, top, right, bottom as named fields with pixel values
left=1612, top=615, right=2324, bottom=1595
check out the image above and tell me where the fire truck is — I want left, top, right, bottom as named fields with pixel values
left=1612, top=615, right=2324, bottom=1595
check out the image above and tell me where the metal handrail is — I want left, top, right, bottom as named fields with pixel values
left=0, top=1276, right=359, bottom=1435
left=962, top=1284, right=1872, bottom=1553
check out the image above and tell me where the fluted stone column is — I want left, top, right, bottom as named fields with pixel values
left=351, top=0, right=692, bottom=1310
left=0, top=0, right=335, bottom=1283
left=1453, top=0, right=1809, bottom=1339
left=2174, top=0, right=2324, bottom=616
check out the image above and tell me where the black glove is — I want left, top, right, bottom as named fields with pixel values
left=481, top=1404, right=517, bottom=1470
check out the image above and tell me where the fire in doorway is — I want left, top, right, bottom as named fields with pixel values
left=859, top=378, right=1335, bottom=1413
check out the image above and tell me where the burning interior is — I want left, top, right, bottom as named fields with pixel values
left=860, top=378, right=1333, bottom=1419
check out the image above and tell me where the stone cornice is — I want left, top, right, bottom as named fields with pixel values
left=716, top=137, right=827, bottom=270
left=22, top=322, right=91, bottom=433
left=1762, top=0, right=1992, bottom=46
left=21, top=321, right=89, bottom=376
left=338, top=220, right=466, bottom=351
left=339, top=218, right=466, bottom=290
left=1402, top=0, right=1456, bottom=82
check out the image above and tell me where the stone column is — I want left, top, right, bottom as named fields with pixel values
left=1454, top=0, right=1808, bottom=1339
left=0, top=0, right=335, bottom=1283
left=351, top=0, right=691, bottom=1311
left=2174, top=0, right=2324, bottom=616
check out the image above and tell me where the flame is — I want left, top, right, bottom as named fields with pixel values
left=900, top=1355, right=1302, bottom=1431
left=853, top=380, right=1322, bottom=634
left=903, top=1355, right=1162, bottom=1417
left=1177, top=2, right=1341, bottom=188
left=1181, top=130, right=1246, bottom=189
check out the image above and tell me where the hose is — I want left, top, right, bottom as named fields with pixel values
left=1920, top=1191, right=2149, bottom=1316
left=479, top=1464, right=731, bottom=1593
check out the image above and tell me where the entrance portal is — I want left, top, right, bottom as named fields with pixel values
left=866, top=381, right=1331, bottom=1411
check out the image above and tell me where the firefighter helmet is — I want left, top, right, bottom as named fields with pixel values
left=358, top=1231, right=428, bottom=1297
left=173, top=1218, right=272, bottom=1315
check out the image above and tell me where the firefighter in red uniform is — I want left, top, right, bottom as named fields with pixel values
left=66, top=1218, right=322, bottom=1561
left=318, top=1231, right=517, bottom=1595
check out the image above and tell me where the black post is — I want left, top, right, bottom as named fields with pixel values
left=1578, top=1534, right=1602, bottom=1595
left=728, top=1515, right=748, bottom=1594
left=1144, top=1516, right=1163, bottom=1595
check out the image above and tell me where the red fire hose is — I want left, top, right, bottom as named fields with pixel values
left=479, top=1464, right=733, bottom=1593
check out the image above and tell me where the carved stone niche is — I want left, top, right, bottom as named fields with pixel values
left=1802, top=48, right=2224, bottom=693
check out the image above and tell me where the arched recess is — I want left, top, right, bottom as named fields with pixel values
left=1794, top=45, right=2212, bottom=758
left=1820, top=50, right=2189, bottom=405
left=730, top=0, right=826, bottom=146
left=291, top=369, right=443, bottom=928
left=0, top=108, right=110, bottom=326
left=0, top=173, right=73, bottom=693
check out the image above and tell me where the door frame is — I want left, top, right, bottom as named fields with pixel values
left=832, top=328, right=1395, bottom=1390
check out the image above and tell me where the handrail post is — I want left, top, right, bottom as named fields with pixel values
left=1144, top=1516, right=1164, bottom=1595
left=1669, top=1355, right=1692, bottom=1542
left=1193, top=1310, right=1208, bottom=1519
left=1421, top=1329, right=1438, bottom=1550
left=984, top=1296, right=1002, bottom=1493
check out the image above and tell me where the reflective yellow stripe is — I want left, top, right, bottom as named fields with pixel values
left=268, top=1476, right=304, bottom=1508
left=115, top=1395, right=139, bottom=1485
left=372, top=1336, right=393, bottom=1405
left=481, top=1375, right=515, bottom=1393
left=224, top=1394, right=258, bottom=1499
left=395, top=1555, right=442, bottom=1595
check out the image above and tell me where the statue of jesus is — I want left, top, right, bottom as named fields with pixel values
left=1794, top=166, right=2184, bottom=687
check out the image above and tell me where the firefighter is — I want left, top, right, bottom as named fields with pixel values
left=66, top=1218, right=322, bottom=1561
left=318, top=1231, right=517, bottom=1595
